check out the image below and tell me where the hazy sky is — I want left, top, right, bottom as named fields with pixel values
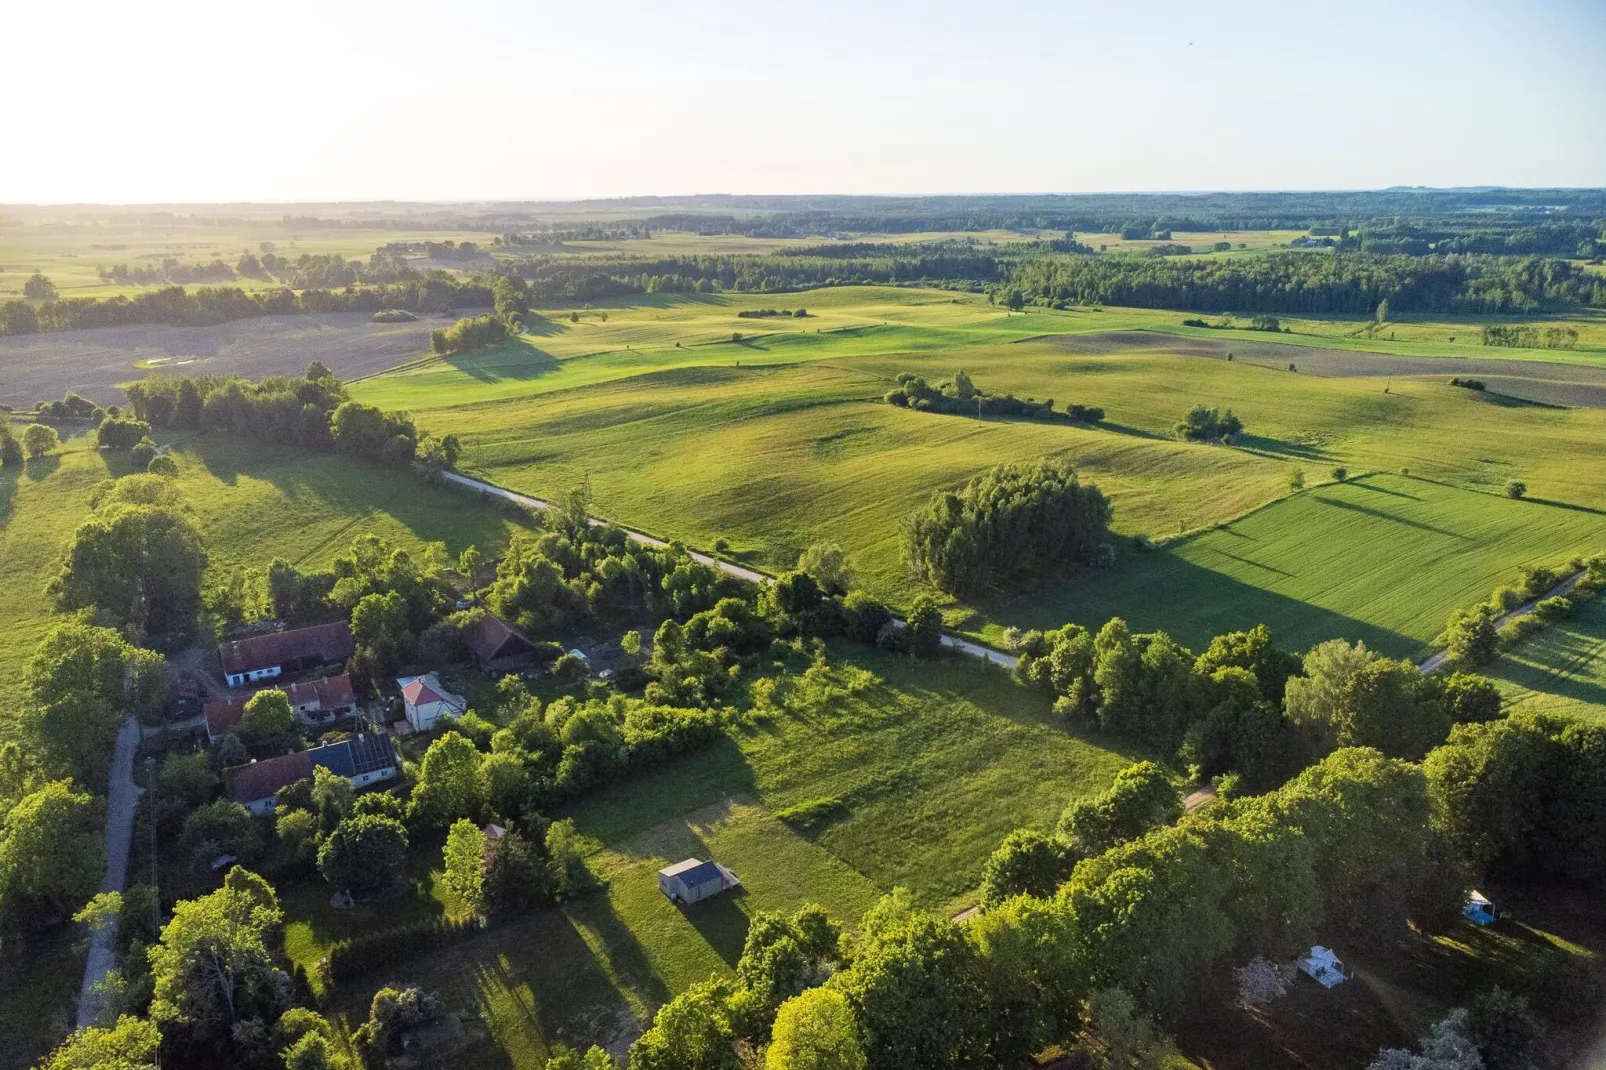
left=5, top=0, right=1604, bottom=203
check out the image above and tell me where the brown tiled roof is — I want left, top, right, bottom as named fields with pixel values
left=463, top=613, right=534, bottom=663
left=226, top=750, right=314, bottom=805
left=204, top=696, right=250, bottom=738
left=218, top=622, right=354, bottom=676
left=287, top=674, right=356, bottom=711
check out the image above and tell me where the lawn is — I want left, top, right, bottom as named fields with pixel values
left=1487, top=594, right=1606, bottom=725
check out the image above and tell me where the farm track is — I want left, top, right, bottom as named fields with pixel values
left=1419, top=570, right=1585, bottom=673
left=439, top=470, right=1019, bottom=668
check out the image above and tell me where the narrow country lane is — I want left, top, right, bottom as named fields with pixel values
left=76, top=717, right=142, bottom=1029
left=439, top=470, right=1019, bottom=669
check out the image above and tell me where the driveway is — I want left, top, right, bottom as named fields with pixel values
left=76, top=717, right=143, bottom=1029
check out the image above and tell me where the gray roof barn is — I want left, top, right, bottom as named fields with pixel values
left=658, top=858, right=740, bottom=904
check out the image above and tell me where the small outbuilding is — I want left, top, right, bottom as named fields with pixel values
left=1295, top=945, right=1352, bottom=989
left=658, top=858, right=740, bottom=905
left=1463, top=890, right=1496, bottom=926
left=397, top=672, right=468, bottom=734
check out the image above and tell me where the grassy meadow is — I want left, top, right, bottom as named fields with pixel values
left=283, top=650, right=1137, bottom=1065
left=345, top=286, right=1606, bottom=656
left=1487, top=595, right=1606, bottom=724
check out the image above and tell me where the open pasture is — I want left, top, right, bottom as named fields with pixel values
left=0, top=310, right=467, bottom=409
left=977, top=473, right=1606, bottom=657
left=1489, top=595, right=1606, bottom=724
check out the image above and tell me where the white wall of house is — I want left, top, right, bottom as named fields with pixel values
left=227, top=665, right=282, bottom=688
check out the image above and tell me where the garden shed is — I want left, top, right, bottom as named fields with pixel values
left=657, top=858, right=740, bottom=904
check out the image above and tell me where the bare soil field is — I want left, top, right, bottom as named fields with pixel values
left=0, top=311, right=473, bottom=408
left=1033, top=331, right=1606, bottom=407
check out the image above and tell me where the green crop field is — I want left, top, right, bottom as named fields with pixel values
left=979, top=474, right=1606, bottom=657
left=1488, top=596, right=1606, bottom=724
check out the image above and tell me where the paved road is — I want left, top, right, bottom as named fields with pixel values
left=76, top=717, right=143, bottom=1029
left=1419, top=570, right=1584, bottom=674
left=441, top=471, right=1019, bottom=668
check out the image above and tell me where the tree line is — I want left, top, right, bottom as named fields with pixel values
left=122, top=365, right=455, bottom=472
left=885, top=369, right=1104, bottom=424
left=1007, top=252, right=1605, bottom=315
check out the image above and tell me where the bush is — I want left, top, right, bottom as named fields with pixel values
left=430, top=314, right=506, bottom=356
left=842, top=591, right=892, bottom=644
left=22, top=422, right=58, bottom=458
left=146, top=453, right=180, bottom=476
left=1506, top=480, right=1527, bottom=499
left=128, top=439, right=158, bottom=469
left=1496, top=614, right=1544, bottom=648
left=97, top=415, right=152, bottom=450
left=1449, top=377, right=1487, bottom=390
left=1532, top=596, right=1574, bottom=622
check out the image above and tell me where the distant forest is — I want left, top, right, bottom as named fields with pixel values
left=4, top=189, right=1603, bottom=336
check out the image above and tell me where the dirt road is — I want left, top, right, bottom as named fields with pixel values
left=76, top=717, right=142, bottom=1029
left=440, top=471, right=1018, bottom=669
left=1419, top=570, right=1584, bottom=674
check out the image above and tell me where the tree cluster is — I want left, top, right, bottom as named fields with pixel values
left=903, top=461, right=1112, bottom=596
left=884, top=370, right=1103, bottom=424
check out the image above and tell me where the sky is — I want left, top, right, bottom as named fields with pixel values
left=4, top=0, right=1604, bottom=204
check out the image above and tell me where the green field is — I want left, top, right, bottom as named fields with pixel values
left=276, top=650, right=1136, bottom=1064
left=979, top=473, right=1606, bottom=657
left=0, top=433, right=531, bottom=708
left=1488, top=595, right=1606, bottom=724
left=346, top=287, right=1606, bottom=655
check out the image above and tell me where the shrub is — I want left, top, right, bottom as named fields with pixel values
left=1175, top=404, right=1244, bottom=442
left=1505, top=480, right=1527, bottom=499
left=1330, top=466, right=1348, bottom=482
left=146, top=453, right=180, bottom=476
left=128, top=439, right=158, bottom=469
left=1496, top=615, right=1543, bottom=648
left=97, top=415, right=152, bottom=450
left=1532, top=596, right=1574, bottom=622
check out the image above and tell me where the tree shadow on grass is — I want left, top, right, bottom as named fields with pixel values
left=1308, top=494, right=1471, bottom=539
left=1233, top=433, right=1337, bottom=462
left=567, top=895, right=673, bottom=1010
left=445, top=343, right=561, bottom=385
left=972, top=552, right=1419, bottom=658
left=22, top=454, right=61, bottom=482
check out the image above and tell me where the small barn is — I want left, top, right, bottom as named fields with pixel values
left=658, top=858, right=740, bottom=905
left=463, top=613, right=537, bottom=673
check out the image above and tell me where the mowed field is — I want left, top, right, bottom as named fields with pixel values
left=288, top=650, right=1137, bottom=1066
left=1489, top=595, right=1606, bottom=724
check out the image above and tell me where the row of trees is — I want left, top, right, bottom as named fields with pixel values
left=1007, top=252, right=1605, bottom=315
left=884, top=370, right=1104, bottom=424
left=1015, top=620, right=1501, bottom=787
left=0, top=274, right=492, bottom=336
left=123, top=365, right=452, bottom=472
left=903, top=460, right=1113, bottom=596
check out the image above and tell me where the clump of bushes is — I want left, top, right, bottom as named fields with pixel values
left=736, top=308, right=808, bottom=318
left=1175, top=404, right=1244, bottom=442
left=885, top=370, right=1103, bottom=424
left=430, top=314, right=507, bottom=355
left=1449, top=376, right=1486, bottom=390
left=371, top=308, right=418, bottom=322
